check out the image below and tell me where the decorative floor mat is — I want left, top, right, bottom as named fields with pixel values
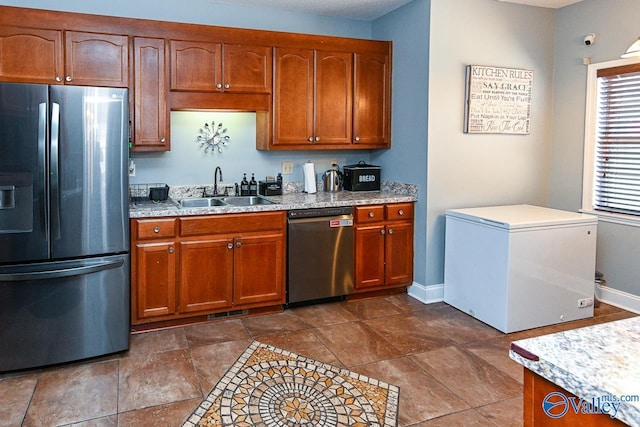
left=183, top=341, right=400, bottom=426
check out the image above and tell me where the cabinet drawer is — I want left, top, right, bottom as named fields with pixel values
left=134, top=218, right=178, bottom=239
left=180, top=212, right=285, bottom=237
left=386, top=203, right=414, bottom=221
left=355, top=205, right=385, bottom=223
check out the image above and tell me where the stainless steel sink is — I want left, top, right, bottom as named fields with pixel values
left=179, top=197, right=228, bottom=208
left=221, top=196, right=274, bottom=206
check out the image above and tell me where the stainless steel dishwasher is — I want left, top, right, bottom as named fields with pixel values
left=287, top=207, right=354, bottom=305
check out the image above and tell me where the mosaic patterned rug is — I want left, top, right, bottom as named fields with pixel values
left=183, top=341, right=400, bottom=426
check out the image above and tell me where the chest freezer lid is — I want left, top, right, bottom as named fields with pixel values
left=445, top=204, right=597, bottom=230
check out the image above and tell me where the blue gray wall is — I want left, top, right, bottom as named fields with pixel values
left=551, top=0, right=640, bottom=299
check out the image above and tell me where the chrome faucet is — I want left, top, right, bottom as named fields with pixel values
left=214, top=166, right=223, bottom=196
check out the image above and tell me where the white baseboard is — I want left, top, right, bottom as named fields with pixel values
left=407, top=282, right=444, bottom=304
left=596, top=284, right=640, bottom=315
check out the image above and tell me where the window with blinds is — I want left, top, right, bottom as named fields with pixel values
left=594, top=63, right=640, bottom=215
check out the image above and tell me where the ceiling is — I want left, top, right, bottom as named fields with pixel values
left=207, top=0, right=583, bottom=21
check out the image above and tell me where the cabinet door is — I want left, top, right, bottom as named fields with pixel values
left=179, top=238, right=233, bottom=313
left=233, top=232, right=285, bottom=306
left=354, top=52, right=391, bottom=147
left=64, top=31, right=128, bottom=87
left=133, top=37, right=169, bottom=151
left=354, top=224, right=386, bottom=290
left=170, top=40, right=222, bottom=91
left=223, top=44, right=271, bottom=93
left=0, top=27, right=63, bottom=84
left=385, top=221, right=414, bottom=286
left=133, top=241, right=177, bottom=321
left=315, top=51, right=353, bottom=145
left=272, top=47, right=314, bottom=146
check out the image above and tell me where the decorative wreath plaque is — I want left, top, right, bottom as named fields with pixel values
left=464, top=65, right=533, bottom=135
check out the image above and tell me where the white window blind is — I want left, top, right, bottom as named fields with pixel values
left=594, top=64, right=640, bottom=215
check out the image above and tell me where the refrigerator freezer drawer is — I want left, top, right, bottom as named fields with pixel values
left=0, top=254, right=130, bottom=372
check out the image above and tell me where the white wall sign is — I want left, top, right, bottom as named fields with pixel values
left=464, top=65, right=533, bottom=135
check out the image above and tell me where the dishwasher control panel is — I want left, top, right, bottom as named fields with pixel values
left=287, top=206, right=353, bottom=219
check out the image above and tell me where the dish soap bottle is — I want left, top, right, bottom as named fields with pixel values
left=249, top=173, right=258, bottom=196
left=241, top=173, right=250, bottom=196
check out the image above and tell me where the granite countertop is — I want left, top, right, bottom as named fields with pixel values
left=509, top=316, right=640, bottom=425
left=129, top=181, right=418, bottom=218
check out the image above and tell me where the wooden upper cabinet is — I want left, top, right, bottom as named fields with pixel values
left=133, top=37, right=169, bottom=151
left=64, top=31, right=128, bottom=87
left=272, top=48, right=314, bottom=146
left=354, top=52, right=391, bottom=147
left=223, top=44, right=272, bottom=93
left=272, top=48, right=352, bottom=148
left=170, top=40, right=271, bottom=93
left=315, top=51, right=353, bottom=145
left=0, top=26, right=63, bottom=84
left=170, top=40, right=222, bottom=91
left=0, top=27, right=128, bottom=87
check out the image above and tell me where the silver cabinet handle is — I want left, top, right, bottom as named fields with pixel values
left=227, top=242, right=233, bottom=249
left=224, top=83, right=230, bottom=89
left=154, top=226, right=160, bottom=233
left=168, top=247, right=175, bottom=253
left=55, top=76, right=62, bottom=82
left=368, top=211, right=375, bottom=218
left=65, top=76, right=72, bottom=82
left=216, top=83, right=222, bottom=89
left=355, top=136, right=360, bottom=142
left=398, top=209, right=404, bottom=216
left=236, top=241, right=242, bottom=248
left=308, top=137, right=313, bottom=142
left=315, top=136, right=320, bottom=142
left=388, top=229, right=394, bottom=235
left=380, top=229, right=385, bottom=235
left=160, top=137, right=166, bottom=143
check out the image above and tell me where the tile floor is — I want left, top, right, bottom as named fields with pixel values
left=0, top=294, right=636, bottom=427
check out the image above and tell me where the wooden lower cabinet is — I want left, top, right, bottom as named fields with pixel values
left=131, top=211, right=286, bottom=326
left=354, top=203, right=414, bottom=292
left=523, top=369, right=625, bottom=426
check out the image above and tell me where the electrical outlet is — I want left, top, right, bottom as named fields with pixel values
left=282, top=161, right=294, bottom=175
left=128, top=160, right=135, bottom=177
left=578, top=297, right=594, bottom=308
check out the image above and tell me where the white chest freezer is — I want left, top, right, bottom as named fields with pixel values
left=443, top=204, right=597, bottom=333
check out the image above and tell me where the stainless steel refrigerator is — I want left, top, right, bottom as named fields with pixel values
left=0, top=83, right=130, bottom=372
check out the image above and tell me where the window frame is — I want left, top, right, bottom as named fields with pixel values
left=582, top=57, right=640, bottom=227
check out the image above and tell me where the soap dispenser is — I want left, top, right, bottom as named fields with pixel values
left=249, top=174, right=258, bottom=196
left=241, top=174, right=249, bottom=196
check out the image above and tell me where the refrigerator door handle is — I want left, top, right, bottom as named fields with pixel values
left=38, top=102, right=48, bottom=241
left=50, top=102, right=61, bottom=240
left=0, top=258, right=124, bottom=281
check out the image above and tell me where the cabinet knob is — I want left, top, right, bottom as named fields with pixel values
left=236, top=241, right=242, bottom=248
left=368, top=211, right=375, bottom=218
left=168, top=246, right=174, bottom=253
left=55, top=76, right=62, bottom=82
left=380, top=229, right=385, bottom=235
left=65, top=76, right=72, bottom=82
left=355, top=136, right=360, bottom=142
left=315, top=136, right=320, bottom=142
left=388, top=228, right=394, bottom=235
left=308, top=137, right=313, bottom=142
left=224, top=83, right=230, bottom=89
left=227, top=242, right=233, bottom=249
left=160, top=137, right=166, bottom=143
left=153, top=226, right=160, bottom=233
left=398, top=209, right=404, bottom=216
left=216, top=83, right=222, bottom=89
